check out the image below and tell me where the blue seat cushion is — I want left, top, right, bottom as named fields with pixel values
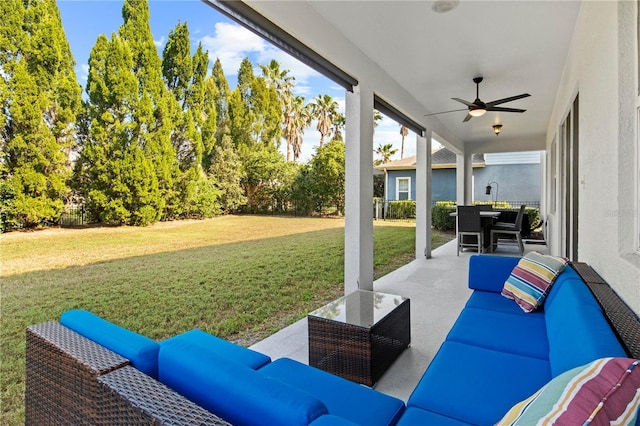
left=259, top=358, right=405, bottom=426
left=446, top=307, right=549, bottom=359
left=408, top=341, right=551, bottom=426
left=160, top=329, right=270, bottom=369
left=309, top=415, right=360, bottom=426
left=60, top=309, right=159, bottom=378
left=396, top=407, right=475, bottom=426
left=465, top=290, right=546, bottom=316
left=159, top=338, right=327, bottom=426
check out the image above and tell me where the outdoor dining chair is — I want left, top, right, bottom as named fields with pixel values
left=490, top=204, right=526, bottom=255
left=456, top=206, right=483, bottom=256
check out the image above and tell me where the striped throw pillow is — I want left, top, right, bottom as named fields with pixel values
left=501, top=251, right=568, bottom=313
left=496, top=357, right=640, bottom=426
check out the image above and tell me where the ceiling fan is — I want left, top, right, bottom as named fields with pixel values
left=426, top=77, right=531, bottom=122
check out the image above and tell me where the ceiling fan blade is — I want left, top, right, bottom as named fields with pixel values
left=486, top=93, right=531, bottom=107
left=487, top=106, right=526, bottom=113
left=452, top=97, right=476, bottom=107
left=424, top=108, right=468, bottom=117
left=463, top=113, right=473, bottom=122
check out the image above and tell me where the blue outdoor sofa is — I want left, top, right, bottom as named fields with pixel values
left=26, top=255, right=640, bottom=425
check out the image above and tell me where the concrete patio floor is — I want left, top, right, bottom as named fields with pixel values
left=250, top=237, right=549, bottom=402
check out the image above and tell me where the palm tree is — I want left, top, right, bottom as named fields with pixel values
left=260, top=60, right=296, bottom=160
left=373, top=110, right=383, bottom=131
left=308, top=94, right=339, bottom=146
left=400, top=125, right=409, bottom=159
left=331, top=113, right=345, bottom=141
left=374, top=143, right=398, bottom=166
left=285, top=96, right=310, bottom=161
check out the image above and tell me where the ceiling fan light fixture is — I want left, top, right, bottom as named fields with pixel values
left=469, top=108, right=486, bottom=117
left=493, top=124, right=503, bottom=135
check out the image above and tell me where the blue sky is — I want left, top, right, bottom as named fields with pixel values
left=57, top=0, right=415, bottom=162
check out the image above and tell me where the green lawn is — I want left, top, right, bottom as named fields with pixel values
left=0, top=215, right=452, bottom=424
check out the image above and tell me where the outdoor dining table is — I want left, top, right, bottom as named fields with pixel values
left=450, top=210, right=501, bottom=250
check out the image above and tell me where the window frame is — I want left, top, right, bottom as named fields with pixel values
left=396, top=177, right=411, bottom=201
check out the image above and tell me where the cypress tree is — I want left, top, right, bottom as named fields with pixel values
left=0, top=0, right=81, bottom=229
left=119, top=0, right=178, bottom=220
left=209, top=134, right=246, bottom=214
left=211, top=58, right=230, bottom=139
left=79, top=33, right=161, bottom=225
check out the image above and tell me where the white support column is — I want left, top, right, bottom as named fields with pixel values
left=344, top=83, right=374, bottom=294
left=456, top=151, right=473, bottom=205
left=415, top=130, right=432, bottom=259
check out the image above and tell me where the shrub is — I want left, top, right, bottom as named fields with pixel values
left=387, top=200, right=416, bottom=219
left=432, top=204, right=456, bottom=231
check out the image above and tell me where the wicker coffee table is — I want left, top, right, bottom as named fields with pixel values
left=308, top=290, right=410, bottom=386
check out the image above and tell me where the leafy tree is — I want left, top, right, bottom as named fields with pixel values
left=189, top=44, right=217, bottom=170
left=212, top=58, right=230, bottom=139
left=249, top=74, right=281, bottom=147
left=119, top=0, right=179, bottom=220
left=240, top=146, right=288, bottom=213
left=308, top=94, right=339, bottom=146
left=78, top=33, right=161, bottom=225
left=209, top=134, right=246, bottom=213
left=309, top=139, right=345, bottom=214
left=0, top=0, right=81, bottom=229
left=260, top=59, right=296, bottom=160
left=162, top=21, right=208, bottom=219
left=201, top=74, right=219, bottom=170
left=374, top=143, right=398, bottom=166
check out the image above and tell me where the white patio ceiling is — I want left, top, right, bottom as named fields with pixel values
left=243, top=0, right=581, bottom=154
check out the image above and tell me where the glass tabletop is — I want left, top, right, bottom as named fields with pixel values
left=308, top=290, right=408, bottom=328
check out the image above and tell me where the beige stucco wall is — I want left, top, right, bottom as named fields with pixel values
left=547, top=1, right=640, bottom=314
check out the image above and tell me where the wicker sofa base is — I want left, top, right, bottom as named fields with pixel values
left=25, top=321, right=229, bottom=426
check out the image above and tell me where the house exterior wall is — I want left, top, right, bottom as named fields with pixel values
left=546, top=1, right=640, bottom=314
left=386, top=165, right=540, bottom=203
left=474, top=164, right=541, bottom=204
left=386, top=170, right=417, bottom=200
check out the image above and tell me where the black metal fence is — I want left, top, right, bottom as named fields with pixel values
left=59, top=205, right=90, bottom=227
left=374, top=199, right=540, bottom=221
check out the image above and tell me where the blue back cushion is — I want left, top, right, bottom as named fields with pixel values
left=60, top=309, right=159, bottom=378
left=544, top=282, right=627, bottom=376
left=161, top=329, right=270, bottom=369
left=159, top=337, right=328, bottom=426
left=543, top=265, right=582, bottom=308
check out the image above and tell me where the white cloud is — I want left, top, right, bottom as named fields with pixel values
left=199, top=22, right=266, bottom=77
left=154, top=35, right=166, bottom=49
left=199, top=22, right=321, bottom=86
left=77, top=63, right=89, bottom=83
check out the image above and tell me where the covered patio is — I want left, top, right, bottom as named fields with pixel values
left=250, top=239, right=548, bottom=402
left=203, top=0, right=639, bottom=316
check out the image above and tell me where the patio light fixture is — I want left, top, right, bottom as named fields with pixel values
left=486, top=181, right=499, bottom=205
left=493, top=124, right=503, bottom=135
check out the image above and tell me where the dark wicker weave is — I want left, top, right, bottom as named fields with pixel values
left=573, top=262, right=640, bottom=360
left=98, top=366, right=230, bottom=425
left=26, top=321, right=130, bottom=425
left=308, top=298, right=410, bottom=386
left=26, top=321, right=230, bottom=425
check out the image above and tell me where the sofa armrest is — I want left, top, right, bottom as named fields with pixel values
left=98, top=366, right=230, bottom=425
left=468, top=255, right=520, bottom=293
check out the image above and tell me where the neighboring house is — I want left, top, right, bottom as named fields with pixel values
left=375, top=147, right=541, bottom=204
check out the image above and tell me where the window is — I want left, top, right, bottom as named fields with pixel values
left=396, top=177, right=410, bottom=200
